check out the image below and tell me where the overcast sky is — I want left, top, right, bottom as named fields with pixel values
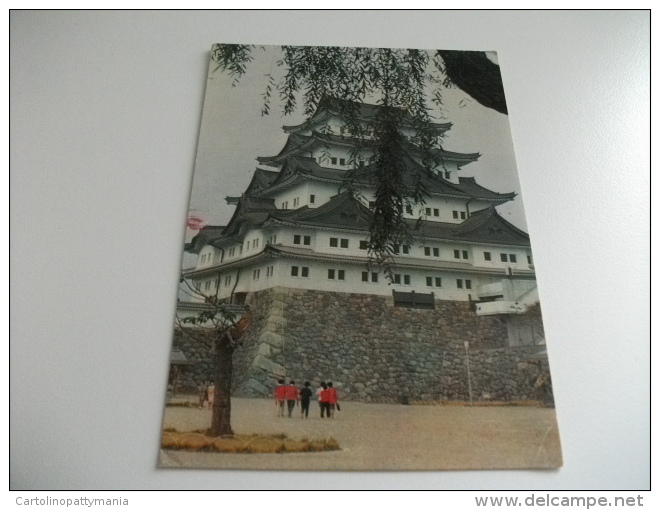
left=186, top=45, right=529, bottom=245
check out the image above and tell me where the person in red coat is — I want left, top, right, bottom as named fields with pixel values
left=274, top=379, right=286, bottom=417
left=318, top=382, right=330, bottom=418
left=285, top=380, right=299, bottom=418
left=327, top=381, right=339, bottom=418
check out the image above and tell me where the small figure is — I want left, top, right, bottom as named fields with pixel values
left=327, top=381, right=338, bottom=418
left=318, top=382, right=330, bottom=418
left=274, top=379, right=286, bottom=417
left=285, top=380, right=299, bottom=418
left=299, top=381, right=313, bottom=419
left=197, top=381, right=208, bottom=410
left=206, top=382, right=215, bottom=410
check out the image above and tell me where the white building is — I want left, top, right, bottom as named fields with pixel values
left=183, top=98, right=537, bottom=314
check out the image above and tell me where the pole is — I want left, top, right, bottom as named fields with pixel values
left=464, top=341, right=473, bottom=405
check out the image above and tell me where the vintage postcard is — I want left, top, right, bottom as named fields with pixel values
left=159, top=44, right=561, bottom=470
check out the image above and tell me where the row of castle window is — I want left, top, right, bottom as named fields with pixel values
left=217, top=241, right=525, bottom=266
left=217, top=266, right=471, bottom=290
left=324, top=157, right=365, bottom=167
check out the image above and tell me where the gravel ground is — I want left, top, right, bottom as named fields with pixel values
left=159, top=397, right=562, bottom=471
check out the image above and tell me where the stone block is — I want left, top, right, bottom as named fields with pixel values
left=259, top=331, right=284, bottom=348
left=251, top=354, right=286, bottom=377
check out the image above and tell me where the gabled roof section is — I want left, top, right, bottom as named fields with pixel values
left=185, top=226, right=226, bottom=254
left=450, top=206, right=530, bottom=245
left=221, top=195, right=277, bottom=239
left=257, top=131, right=362, bottom=167
left=457, top=177, right=516, bottom=201
left=244, top=168, right=279, bottom=196
left=282, top=96, right=452, bottom=135
left=266, top=191, right=373, bottom=230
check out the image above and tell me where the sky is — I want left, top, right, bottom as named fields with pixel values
left=185, top=45, right=528, bottom=247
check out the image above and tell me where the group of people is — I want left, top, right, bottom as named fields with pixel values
left=197, top=381, right=215, bottom=410
left=274, top=380, right=339, bottom=419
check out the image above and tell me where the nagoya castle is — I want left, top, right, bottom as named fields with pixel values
left=176, top=97, right=549, bottom=404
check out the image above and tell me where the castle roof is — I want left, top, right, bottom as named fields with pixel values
left=263, top=190, right=373, bottom=231
left=185, top=225, right=226, bottom=254
left=281, top=96, right=453, bottom=135
left=257, top=131, right=479, bottom=168
left=251, top=153, right=514, bottom=203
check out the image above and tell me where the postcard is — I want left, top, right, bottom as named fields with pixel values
left=159, top=44, right=561, bottom=470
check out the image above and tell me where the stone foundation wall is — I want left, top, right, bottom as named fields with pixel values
left=171, top=288, right=549, bottom=402
left=228, top=287, right=548, bottom=402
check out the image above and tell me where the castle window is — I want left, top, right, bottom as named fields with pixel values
left=341, top=239, right=349, bottom=248
left=294, top=235, right=301, bottom=245
left=433, top=208, right=440, bottom=217
left=362, top=272, right=378, bottom=283
left=462, top=250, right=468, bottom=259
left=309, top=195, right=316, bottom=204
left=229, top=247, right=235, bottom=257
left=368, top=201, right=375, bottom=210
left=330, top=238, right=338, bottom=247
left=456, top=279, right=472, bottom=289
left=252, top=269, right=260, bottom=280
left=405, top=205, right=413, bottom=214
left=453, top=211, right=459, bottom=219
left=425, top=207, right=432, bottom=216
left=395, top=274, right=411, bottom=285
left=359, top=240, right=368, bottom=250
left=509, top=254, right=517, bottom=263
left=460, top=211, right=467, bottom=220
left=331, top=157, right=337, bottom=165
left=339, top=158, right=346, bottom=165
left=267, top=235, right=277, bottom=245
left=445, top=171, right=450, bottom=179
left=224, top=276, right=232, bottom=286
left=527, top=255, right=532, bottom=264
left=426, top=276, right=441, bottom=288
left=454, top=249, right=460, bottom=259
left=402, top=245, right=410, bottom=254
left=484, top=252, right=491, bottom=261
left=293, top=197, right=299, bottom=207
left=424, top=247, right=431, bottom=256
left=266, top=266, right=274, bottom=278
left=433, top=248, right=440, bottom=257
left=291, top=266, right=309, bottom=278
left=500, top=253, right=508, bottom=262
left=328, top=269, right=345, bottom=281
left=303, top=235, right=311, bottom=245
left=204, top=281, right=211, bottom=291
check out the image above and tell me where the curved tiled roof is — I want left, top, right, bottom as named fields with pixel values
left=281, top=96, right=452, bottom=135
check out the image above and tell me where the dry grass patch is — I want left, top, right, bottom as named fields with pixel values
left=161, top=429, right=340, bottom=454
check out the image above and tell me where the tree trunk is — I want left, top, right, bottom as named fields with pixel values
left=211, top=338, right=234, bottom=437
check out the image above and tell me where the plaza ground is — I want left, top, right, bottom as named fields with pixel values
left=158, top=396, right=562, bottom=471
